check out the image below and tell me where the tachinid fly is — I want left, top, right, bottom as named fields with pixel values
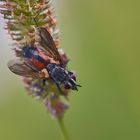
left=8, top=27, right=81, bottom=91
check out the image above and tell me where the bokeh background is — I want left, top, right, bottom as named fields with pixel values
left=0, top=0, right=140, bottom=140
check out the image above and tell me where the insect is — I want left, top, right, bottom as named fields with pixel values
left=8, top=27, right=81, bottom=91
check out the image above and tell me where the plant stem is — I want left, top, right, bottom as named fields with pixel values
left=26, top=1, right=70, bottom=138
left=57, top=118, right=70, bottom=140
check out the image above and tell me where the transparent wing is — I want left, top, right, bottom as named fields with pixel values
left=8, top=59, right=41, bottom=78
left=38, top=27, right=63, bottom=64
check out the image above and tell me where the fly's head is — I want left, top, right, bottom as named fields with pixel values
left=64, top=71, right=81, bottom=91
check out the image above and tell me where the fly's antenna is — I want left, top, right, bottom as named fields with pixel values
left=75, top=84, right=81, bottom=91
left=76, top=84, right=82, bottom=87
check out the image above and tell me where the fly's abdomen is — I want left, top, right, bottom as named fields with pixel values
left=22, top=46, right=48, bottom=69
left=23, top=46, right=45, bottom=62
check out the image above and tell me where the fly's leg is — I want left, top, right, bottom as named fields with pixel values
left=43, top=79, right=46, bottom=86
left=56, top=83, right=63, bottom=95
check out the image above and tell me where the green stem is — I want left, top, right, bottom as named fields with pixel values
left=57, top=118, right=70, bottom=140
left=26, top=1, right=70, bottom=138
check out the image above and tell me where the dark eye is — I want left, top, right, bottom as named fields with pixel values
left=68, top=72, right=76, bottom=81
left=64, top=82, right=71, bottom=89
left=71, top=74, right=76, bottom=81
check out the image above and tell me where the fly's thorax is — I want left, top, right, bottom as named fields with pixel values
left=46, top=63, right=56, bottom=73
left=46, top=64, right=68, bottom=85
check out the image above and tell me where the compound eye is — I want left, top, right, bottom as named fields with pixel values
left=64, top=82, right=71, bottom=89
left=71, top=74, right=76, bottom=81
left=69, top=72, right=76, bottom=81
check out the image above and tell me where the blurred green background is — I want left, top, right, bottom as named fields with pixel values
left=0, top=0, right=140, bottom=140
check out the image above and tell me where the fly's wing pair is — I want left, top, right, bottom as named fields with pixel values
left=8, top=27, right=62, bottom=79
left=8, top=59, right=45, bottom=79
left=38, top=27, right=63, bottom=65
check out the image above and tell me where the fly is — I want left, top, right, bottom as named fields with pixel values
left=8, top=17, right=81, bottom=92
